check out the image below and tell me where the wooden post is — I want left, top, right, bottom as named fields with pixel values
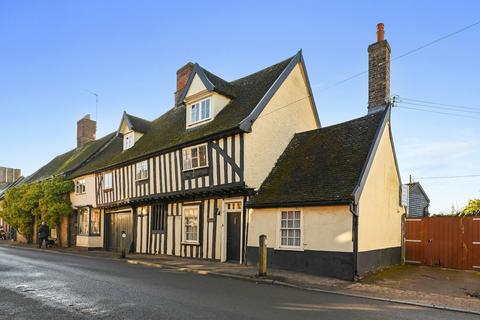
left=258, top=234, right=267, bottom=277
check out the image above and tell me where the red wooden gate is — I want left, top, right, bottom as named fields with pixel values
left=405, top=216, right=480, bottom=270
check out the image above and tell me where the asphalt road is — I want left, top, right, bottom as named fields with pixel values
left=0, top=245, right=476, bottom=320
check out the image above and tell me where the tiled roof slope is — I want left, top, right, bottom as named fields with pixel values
left=249, top=110, right=387, bottom=207
left=24, top=132, right=115, bottom=183
left=70, top=56, right=294, bottom=177
left=124, top=113, right=153, bottom=133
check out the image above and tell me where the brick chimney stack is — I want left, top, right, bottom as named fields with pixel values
left=77, top=114, right=96, bottom=148
left=175, top=62, right=194, bottom=106
left=368, top=23, right=391, bottom=114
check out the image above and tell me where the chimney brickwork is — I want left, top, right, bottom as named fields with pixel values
left=77, top=114, right=96, bottom=148
left=368, top=23, right=391, bottom=113
left=175, top=62, right=194, bottom=106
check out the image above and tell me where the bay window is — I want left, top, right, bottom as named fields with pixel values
left=78, top=207, right=101, bottom=236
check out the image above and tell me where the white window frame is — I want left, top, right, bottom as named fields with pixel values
left=103, top=172, right=113, bottom=190
left=135, top=160, right=149, bottom=181
left=75, top=179, right=86, bottom=195
left=182, top=144, right=208, bottom=171
left=277, top=209, right=304, bottom=251
left=187, top=97, right=212, bottom=126
left=124, top=132, right=134, bottom=150
left=182, top=205, right=200, bottom=244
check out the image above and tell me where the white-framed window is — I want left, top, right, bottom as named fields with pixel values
left=182, top=206, right=199, bottom=244
left=78, top=207, right=90, bottom=236
left=135, top=160, right=148, bottom=181
left=75, top=179, right=86, bottom=194
left=78, top=207, right=101, bottom=236
left=124, top=132, right=134, bottom=150
left=103, top=172, right=113, bottom=190
left=182, top=144, right=208, bottom=171
left=189, top=98, right=211, bottom=125
left=279, top=210, right=302, bottom=249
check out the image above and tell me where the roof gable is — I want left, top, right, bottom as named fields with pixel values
left=71, top=55, right=296, bottom=177
left=249, top=111, right=386, bottom=207
left=178, top=64, right=237, bottom=105
left=118, top=112, right=152, bottom=135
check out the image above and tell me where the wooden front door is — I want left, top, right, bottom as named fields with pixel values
left=227, top=212, right=241, bottom=261
left=106, top=211, right=133, bottom=252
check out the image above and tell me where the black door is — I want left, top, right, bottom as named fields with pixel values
left=106, top=211, right=133, bottom=252
left=227, top=212, right=241, bottom=261
left=69, top=211, right=77, bottom=246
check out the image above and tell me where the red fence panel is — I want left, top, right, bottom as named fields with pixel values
left=405, top=216, right=480, bottom=270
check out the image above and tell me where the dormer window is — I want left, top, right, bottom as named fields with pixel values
left=188, top=98, right=211, bottom=126
left=124, top=132, right=134, bottom=150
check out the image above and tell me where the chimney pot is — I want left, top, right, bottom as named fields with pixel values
left=377, top=23, right=385, bottom=42
left=368, top=23, right=391, bottom=114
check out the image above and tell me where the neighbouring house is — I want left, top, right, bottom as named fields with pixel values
left=407, top=182, right=430, bottom=217
left=0, top=167, right=21, bottom=189
left=247, top=23, right=403, bottom=280
left=22, top=115, right=114, bottom=247
left=0, top=173, right=24, bottom=240
left=68, top=48, right=320, bottom=260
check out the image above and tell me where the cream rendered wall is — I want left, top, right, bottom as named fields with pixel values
left=70, top=174, right=96, bottom=207
left=70, top=175, right=104, bottom=248
left=186, top=74, right=206, bottom=97
left=244, top=63, right=319, bottom=189
left=358, top=123, right=403, bottom=252
left=248, top=206, right=353, bottom=252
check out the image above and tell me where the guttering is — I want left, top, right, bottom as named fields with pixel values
left=349, top=201, right=359, bottom=281
left=246, top=199, right=352, bottom=209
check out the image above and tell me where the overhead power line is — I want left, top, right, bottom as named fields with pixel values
left=318, top=19, right=480, bottom=93
left=395, top=105, right=480, bottom=120
left=398, top=101, right=480, bottom=114
left=414, top=174, right=480, bottom=180
left=400, top=97, right=480, bottom=111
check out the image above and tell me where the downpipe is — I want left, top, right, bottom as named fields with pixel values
left=349, top=202, right=359, bottom=281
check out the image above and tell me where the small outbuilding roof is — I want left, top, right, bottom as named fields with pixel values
left=248, top=109, right=388, bottom=208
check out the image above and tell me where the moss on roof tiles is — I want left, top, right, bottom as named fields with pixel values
left=250, top=111, right=386, bottom=207
left=125, top=113, right=153, bottom=133
left=202, top=68, right=237, bottom=98
left=24, top=132, right=115, bottom=183
left=70, top=56, right=294, bottom=177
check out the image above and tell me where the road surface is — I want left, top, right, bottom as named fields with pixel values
left=0, top=245, right=476, bottom=320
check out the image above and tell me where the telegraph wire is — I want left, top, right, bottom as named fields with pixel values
left=317, top=19, right=480, bottom=93
left=399, top=97, right=480, bottom=111
left=414, top=174, right=480, bottom=180
left=395, top=105, right=480, bottom=120
left=397, top=101, right=480, bottom=114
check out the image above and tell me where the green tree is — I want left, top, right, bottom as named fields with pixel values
left=1, top=176, right=74, bottom=243
left=1, top=183, right=42, bottom=241
left=462, top=199, right=480, bottom=216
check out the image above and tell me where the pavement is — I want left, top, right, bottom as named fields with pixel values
left=1, top=242, right=479, bottom=319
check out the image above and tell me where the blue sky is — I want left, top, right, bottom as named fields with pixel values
left=1, top=1, right=479, bottom=213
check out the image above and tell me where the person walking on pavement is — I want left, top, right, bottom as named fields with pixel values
left=38, top=221, right=49, bottom=248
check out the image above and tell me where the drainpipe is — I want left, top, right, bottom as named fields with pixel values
left=349, top=201, right=359, bottom=281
